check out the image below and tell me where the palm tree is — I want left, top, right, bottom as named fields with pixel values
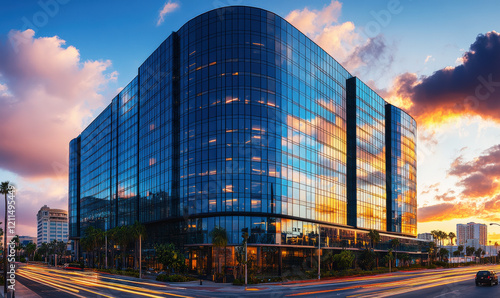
left=448, top=232, right=456, bottom=245
left=26, top=242, right=37, bottom=261
left=115, top=225, right=133, bottom=269
left=457, top=245, right=464, bottom=258
left=428, top=241, right=436, bottom=264
left=368, top=230, right=381, bottom=249
left=495, top=242, right=499, bottom=263
left=466, top=246, right=475, bottom=262
left=438, top=248, right=449, bottom=262
left=12, top=235, right=20, bottom=259
left=390, top=238, right=400, bottom=268
left=38, top=242, right=50, bottom=263
left=1, top=181, right=10, bottom=295
left=384, top=249, right=394, bottom=272
left=447, top=232, right=456, bottom=260
left=430, top=230, right=439, bottom=246
left=439, top=231, right=447, bottom=247
left=210, top=226, right=228, bottom=277
left=131, top=221, right=146, bottom=276
left=108, top=227, right=119, bottom=269
left=81, top=226, right=104, bottom=268
left=368, top=230, right=381, bottom=268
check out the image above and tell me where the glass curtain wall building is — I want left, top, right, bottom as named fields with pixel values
left=69, top=6, right=422, bottom=275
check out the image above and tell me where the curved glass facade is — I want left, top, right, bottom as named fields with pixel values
left=177, top=7, right=349, bottom=245
left=69, top=6, right=422, bottom=274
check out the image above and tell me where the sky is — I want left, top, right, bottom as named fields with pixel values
left=1, top=0, right=500, bottom=244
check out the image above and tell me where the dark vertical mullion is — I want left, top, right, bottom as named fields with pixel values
left=385, top=104, right=393, bottom=232
left=76, top=136, right=81, bottom=238
left=172, top=33, right=181, bottom=219
left=115, top=96, right=119, bottom=228
left=346, top=77, right=357, bottom=228
left=137, top=74, right=141, bottom=223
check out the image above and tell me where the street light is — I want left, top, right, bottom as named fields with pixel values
left=318, top=224, right=321, bottom=280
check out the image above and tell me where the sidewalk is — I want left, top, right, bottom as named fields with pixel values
left=0, top=281, right=41, bottom=298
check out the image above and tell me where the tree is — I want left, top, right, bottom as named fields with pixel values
left=448, top=232, right=456, bottom=246
left=457, top=245, right=464, bottom=257
left=155, top=243, right=185, bottom=274
left=358, top=249, right=376, bottom=270
left=38, top=242, right=49, bottom=262
left=466, top=246, right=475, bottom=261
left=453, top=250, right=461, bottom=257
left=114, top=225, right=133, bottom=269
left=495, top=242, right=499, bottom=263
left=210, top=227, right=228, bottom=277
left=474, top=248, right=483, bottom=263
left=428, top=241, right=436, bottom=264
left=25, top=242, right=37, bottom=261
left=368, top=230, right=381, bottom=249
left=430, top=230, right=439, bottom=246
left=367, top=230, right=381, bottom=268
left=384, top=249, right=395, bottom=272
left=11, top=235, right=20, bottom=259
left=439, top=231, right=447, bottom=247
left=390, top=238, right=400, bottom=268
left=438, top=248, right=449, bottom=262
left=81, top=226, right=104, bottom=268
left=131, top=221, right=146, bottom=271
left=332, top=250, right=355, bottom=271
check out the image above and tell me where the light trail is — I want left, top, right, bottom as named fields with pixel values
left=287, top=265, right=500, bottom=297
left=18, top=265, right=194, bottom=298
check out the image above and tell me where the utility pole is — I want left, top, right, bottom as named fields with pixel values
left=242, top=230, right=248, bottom=287
left=105, top=219, right=108, bottom=269
left=318, top=225, right=321, bottom=280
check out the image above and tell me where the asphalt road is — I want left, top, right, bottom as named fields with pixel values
left=15, top=264, right=500, bottom=297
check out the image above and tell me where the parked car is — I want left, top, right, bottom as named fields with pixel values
left=476, top=270, right=498, bottom=286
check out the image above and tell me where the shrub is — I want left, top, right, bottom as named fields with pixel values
left=333, top=250, right=355, bottom=270
left=358, top=249, right=376, bottom=271
left=98, top=268, right=139, bottom=278
left=68, top=262, right=84, bottom=269
left=156, top=274, right=196, bottom=282
left=434, top=261, right=449, bottom=268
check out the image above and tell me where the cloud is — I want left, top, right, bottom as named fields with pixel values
left=448, top=144, right=500, bottom=198
left=420, top=182, right=440, bottom=195
left=344, top=35, right=394, bottom=75
left=6, top=178, right=68, bottom=236
left=286, top=1, right=393, bottom=72
left=388, top=31, right=500, bottom=125
left=418, top=144, right=500, bottom=223
left=424, top=55, right=432, bottom=64
left=157, top=1, right=179, bottom=26
left=418, top=201, right=477, bottom=222
left=484, top=195, right=500, bottom=212
left=286, top=0, right=342, bottom=36
left=435, top=190, right=456, bottom=202
left=0, top=29, right=115, bottom=179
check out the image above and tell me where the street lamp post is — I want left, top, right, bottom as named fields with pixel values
left=318, top=225, right=321, bottom=280
left=105, top=218, right=108, bottom=270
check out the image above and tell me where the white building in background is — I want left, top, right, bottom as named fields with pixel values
left=457, top=222, right=487, bottom=248
left=417, top=233, right=434, bottom=241
left=36, top=205, right=68, bottom=247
